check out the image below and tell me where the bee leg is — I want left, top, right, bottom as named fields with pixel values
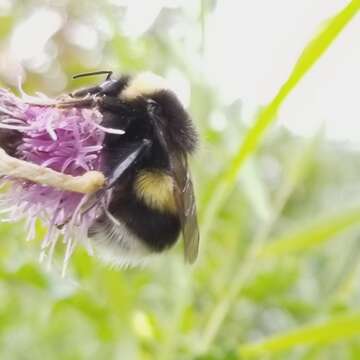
left=80, top=139, right=151, bottom=217
left=56, top=97, right=95, bottom=108
left=70, top=86, right=102, bottom=98
left=96, top=96, right=130, bottom=113
left=106, top=139, right=152, bottom=188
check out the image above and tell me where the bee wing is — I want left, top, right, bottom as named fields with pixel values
left=146, top=102, right=199, bottom=263
left=171, top=154, right=200, bottom=264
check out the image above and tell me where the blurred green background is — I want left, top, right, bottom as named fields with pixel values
left=1, top=1, right=360, bottom=359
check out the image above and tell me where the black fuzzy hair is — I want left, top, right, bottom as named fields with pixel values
left=151, top=89, right=198, bottom=154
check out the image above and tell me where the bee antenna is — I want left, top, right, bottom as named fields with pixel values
left=73, top=71, right=113, bottom=81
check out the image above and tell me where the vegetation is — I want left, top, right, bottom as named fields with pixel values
left=0, top=1, right=360, bottom=359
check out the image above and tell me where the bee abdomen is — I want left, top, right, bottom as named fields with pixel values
left=106, top=189, right=181, bottom=252
left=134, top=169, right=177, bottom=214
left=127, top=205, right=181, bottom=251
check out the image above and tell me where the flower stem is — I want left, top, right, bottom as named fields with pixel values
left=0, top=148, right=105, bottom=193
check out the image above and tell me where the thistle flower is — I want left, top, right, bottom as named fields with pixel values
left=0, top=88, right=115, bottom=274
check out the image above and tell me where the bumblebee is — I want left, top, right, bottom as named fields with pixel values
left=70, top=71, right=199, bottom=266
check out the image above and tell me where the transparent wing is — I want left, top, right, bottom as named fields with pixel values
left=171, top=154, right=200, bottom=264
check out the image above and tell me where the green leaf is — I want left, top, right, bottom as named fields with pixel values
left=258, top=207, right=360, bottom=257
left=200, top=0, right=360, bottom=240
left=239, top=312, right=360, bottom=357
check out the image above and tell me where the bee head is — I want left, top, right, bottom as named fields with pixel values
left=119, top=72, right=198, bottom=155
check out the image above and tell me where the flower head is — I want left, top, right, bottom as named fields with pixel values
left=0, top=88, right=112, bottom=273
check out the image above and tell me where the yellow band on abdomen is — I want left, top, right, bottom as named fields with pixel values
left=134, top=170, right=177, bottom=213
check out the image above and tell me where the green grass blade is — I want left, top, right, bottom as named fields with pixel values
left=239, top=312, right=360, bottom=357
left=258, top=207, right=360, bottom=258
left=200, top=0, right=360, bottom=240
